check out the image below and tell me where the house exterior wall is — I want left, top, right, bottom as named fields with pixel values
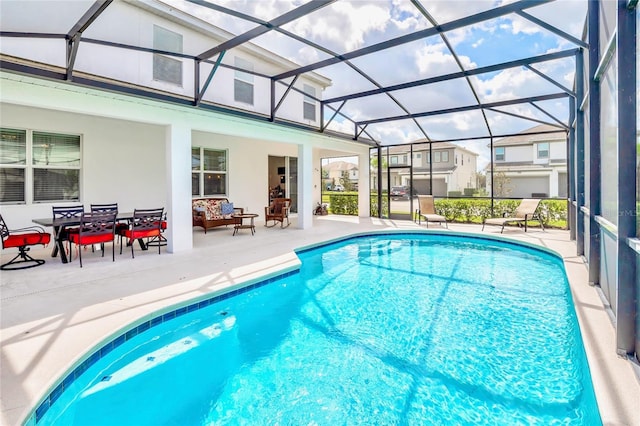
left=0, top=72, right=368, bottom=233
left=1, top=1, right=325, bottom=128
left=0, top=103, right=167, bottom=226
left=549, top=141, right=566, bottom=160
left=451, top=149, right=478, bottom=192
left=490, top=133, right=567, bottom=198
left=502, top=145, right=531, bottom=162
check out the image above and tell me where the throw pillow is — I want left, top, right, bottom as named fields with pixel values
left=221, top=202, right=234, bottom=216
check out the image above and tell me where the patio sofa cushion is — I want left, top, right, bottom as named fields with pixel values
left=192, top=198, right=242, bottom=233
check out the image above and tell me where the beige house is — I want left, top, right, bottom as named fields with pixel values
left=487, top=124, right=568, bottom=198
left=386, top=142, right=479, bottom=196
left=323, top=160, right=358, bottom=190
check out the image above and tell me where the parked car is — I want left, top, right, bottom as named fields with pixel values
left=333, top=184, right=345, bottom=192
left=390, top=186, right=408, bottom=199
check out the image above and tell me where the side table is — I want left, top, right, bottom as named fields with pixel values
left=232, top=213, right=259, bottom=236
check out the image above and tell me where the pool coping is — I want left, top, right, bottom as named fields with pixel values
left=23, top=229, right=634, bottom=425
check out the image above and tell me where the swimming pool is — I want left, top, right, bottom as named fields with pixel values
left=33, top=233, right=601, bottom=425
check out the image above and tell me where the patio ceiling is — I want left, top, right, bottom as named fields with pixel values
left=0, top=0, right=587, bottom=146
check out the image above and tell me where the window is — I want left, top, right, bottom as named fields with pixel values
left=192, top=147, right=227, bottom=197
left=537, top=142, right=549, bottom=159
left=495, top=147, right=505, bottom=161
left=0, top=128, right=26, bottom=203
left=303, top=84, right=316, bottom=121
left=433, top=151, right=448, bottom=163
left=0, top=128, right=80, bottom=204
left=234, top=57, right=254, bottom=105
left=153, top=25, right=183, bottom=85
left=390, top=156, right=398, bottom=165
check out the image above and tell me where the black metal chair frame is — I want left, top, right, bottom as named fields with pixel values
left=120, top=208, right=164, bottom=258
left=69, top=211, right=117, bottom=267
left=146, top=211, right=167, bottom=248
left=0, top=214, right=51, bottom=270
left=90, top=203, right=127, bottom=248
left=52, top=205, right=84, bottom=255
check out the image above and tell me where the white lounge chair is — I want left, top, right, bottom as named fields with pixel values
left=482, top=198, right=544, bottom=233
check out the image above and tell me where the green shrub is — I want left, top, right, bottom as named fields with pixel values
left=329, top=193, right=358, bottom=215
left=429, top=198, right=567, bottom=228
left=370, top=194, right=389, bottom=217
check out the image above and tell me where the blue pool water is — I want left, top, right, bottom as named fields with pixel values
left=35, top=233, right=601, bottom=425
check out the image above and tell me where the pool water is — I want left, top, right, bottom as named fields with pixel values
left=36, top=233, right=601, bottom=425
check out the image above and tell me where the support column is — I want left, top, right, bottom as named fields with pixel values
left=297, top=143, right=313, bottom=229
left=549, top=168, right=559, bottom=198
left=165, top=124, right=193, bottom=253
left=588, top=0, right=601, bottom=286
left=615, top=0, right=637, bottom=357
left=575, top=48, right=585, bottom=256
left=358, top=151, right=370, bottom=217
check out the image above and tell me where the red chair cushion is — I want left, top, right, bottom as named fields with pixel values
left=4, top=233, right=51, bottom=248
left=69, top=233, right=114, bottom=245
left=123, top=229, right=161, bottom=240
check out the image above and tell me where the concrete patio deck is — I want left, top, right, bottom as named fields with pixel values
left=1, top=216, right=638, bottom=425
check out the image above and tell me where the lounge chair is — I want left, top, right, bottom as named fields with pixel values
left=416, top=195, right=447, bottom=228
left=482, top=198, right=544, bottom=233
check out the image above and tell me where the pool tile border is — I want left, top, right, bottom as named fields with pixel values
left=29, top=269, right=299, bottom=425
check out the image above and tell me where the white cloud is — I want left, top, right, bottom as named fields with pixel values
left=286, top=1, right=392, bottom=52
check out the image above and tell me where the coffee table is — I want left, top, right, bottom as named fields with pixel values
left=232, top=213, right=258, bottom=236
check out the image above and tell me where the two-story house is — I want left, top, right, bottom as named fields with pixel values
left=323, top=160, right=359, bottom=190
left=0, top=0, right=372, bottom=244
left=385, top=142, right=478, bottom=196
left=486, top=124, right=568, bottom=198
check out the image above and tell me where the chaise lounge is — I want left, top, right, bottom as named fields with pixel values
left=482, top=198, right=544, bottom=233
left=415, top=195, right=448, bottom=228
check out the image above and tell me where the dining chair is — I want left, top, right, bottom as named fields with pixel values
left=146, top=211, right=167, bottom=248
left=68, top=211, right=117, bottom=267
left=119, top=208, right=164, bottom=258
left=52, top=205, right=84, bottom=256
left=0, top=214, right=51, bottom=270
left=91, top=203, right=127, bottom=244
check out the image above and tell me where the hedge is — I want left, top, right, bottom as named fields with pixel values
left=328, top=195, right=567, bottom=229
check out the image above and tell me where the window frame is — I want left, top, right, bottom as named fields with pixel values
left=537, top=142, right=550, bottom=159
left=152, top=25, right=183, bottom=86
left=234, top=57, right=254, bottom=105
left=192, top=147, right=228, bottom=197
left=0, top=127, right=81, bottom=204
left=303, top=84, right=316, bottom=121
left=495, top=147, right=505, bottom=161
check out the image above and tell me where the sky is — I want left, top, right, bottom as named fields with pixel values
left=161, top=0, right=587, bottom=170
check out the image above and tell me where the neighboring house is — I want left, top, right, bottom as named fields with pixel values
left=385, top=142, right=479, bottom=196
left=0, top=0, right=370, bottom=246
left=486, top=124, right=568, bottom=198
left=323, top=161, right=358, bottom=190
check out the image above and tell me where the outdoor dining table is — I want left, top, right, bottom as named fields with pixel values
left=32, top=212, right=146, bottom=264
